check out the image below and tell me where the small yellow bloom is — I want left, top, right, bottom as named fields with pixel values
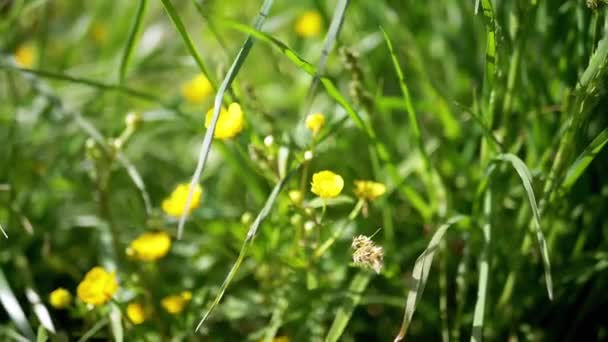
left=288, top=190, right=303, bottom=205
left=295, top=11, right=323, bottom=38
left=305, top=113, right=325, bottom=134
left=90, top=22, right=108, bottom=44
left=126, top=303, right=146, bottom=325
left=354, top=180, right=387, bottom=201
left=77, top=267, right=118, bottom=306
left=161, top=291, right=192, bottom=314
left=182, top=74, right=213, bottom=103
left=127, top=231, right=171, bottom=262
left=49, top=288, right=72, bottom=309
left=14, top=43, right=36, bottom=68
left=162, top=183, right=203, bottom=218
left=205, top=102, right=244, bottom=139
left=311, top=170, right=344, bottom=199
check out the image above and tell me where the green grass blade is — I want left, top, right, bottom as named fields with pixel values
left=0, top=268, right=34, bottom=340
left=119, top=0, right=147, bottom=85
left=324, top=271, right=372, bottom=342
left=479, top=0, right=497, bottom=88
left=495, top=153, right=553, bottom=299
left=561, top=127, right=608, bottom=191
left=76, top=318, right=109, bottom=342
left=578, top=34, right=608, bottom=89
left=0, top=222, right=7, bottom=239
left=36, top=325, right=48, bottom=342
left=176, top=0, right=275, bottom=239
left=471, top=191, right=491, bottom=342
left=159, top=0, right=216, bottom=88
left=394, top=215, right=468, bottom=342
left=24, top=288, right=55, bottom=335
left=194, top=166, right=297, bottom=332
left=109, top=304, right=123, bottom=342
left=306, top=0, right=349, bottom=104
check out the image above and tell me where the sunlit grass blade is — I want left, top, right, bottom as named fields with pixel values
left=471, top=191, right=491, bottom=342
left=0, top=268, right=34, bottom=340
left=109, top=304, right=123, bottom=342
left=176, top=0, right=274, bottom=239
left=36, top=325, right=48, bottom=342
left=479, top=0, right=496, bottom=88
left=119, top=0, right=147, bottom=85
left=0, top=222, right=7, bottom=239
left=25, top=288, right=55, bottom=334
left=194, top=165, right=298, bottom=332
left=561, top=127, right=608, bottom=191
left=494, top=153, right=553, bottom=300
left=394, top=215, right=469, bottom=342
left=76, top=318, right=109, bottom=342
left=159, top=0, right=216, bottom=88
left=324, top=271, right=371, bottom=342
left=305, top=0, right=349, bottom=106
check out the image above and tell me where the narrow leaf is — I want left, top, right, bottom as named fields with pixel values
left=325, top=271, right=371, bottom=342
left=0, top=268, right=34, bottom=340
left=561, top=127, right=608, bottom=191
left=119, top=0, right=148, bottom=84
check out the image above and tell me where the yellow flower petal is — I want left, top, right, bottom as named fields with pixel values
left=126, top=303, right=146, bottom=325
left=311, top=170, right=344, bottom=199
left=49, top=288, right=72, bottom=309
left=205, top=102, right=244, bottom=139
left=14, top=43, right=36, bottom=68
left=182, top=74, right=213, bottom=103
left=162, top=183, right=203, bottom=218
left=161, top=292, right=192, bottom=314
left=77, top=267, right=118, bottom=306
left=354, top=180, right=387, bottom=201
left=295, top=11, right=322, bottom=38
left=128, top=231, right=171, bottom=262
left=305, top=113, right=325, bottom=134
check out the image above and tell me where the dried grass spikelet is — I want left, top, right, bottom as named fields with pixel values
left=351, top=234, right=384, bottom=274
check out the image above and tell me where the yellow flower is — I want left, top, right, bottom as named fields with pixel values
left=182, top=74, right=213, bottom=103
left=288, top=190, right=303, bottom=205
left=305, top=113, right=325, bottom=134
left=49, top=288, right=72, bottom=309
left=161, top=291, right=192, bottom=314
left=14, top=43, right=36, bottom=68
left=354, top=180, right=387, bottom=201
left=311, top=170, right=344, bottom=199
left=77, top=267, right=118, bottom=306
left=205, top=102, right=244, bottom=139
left=295, top=11, right=322, bottom=38
left=126, top=303, right=146, bottom=325
left=162, top=183, right=203, bottom=218
left=127, top=231, right=171, bottom=262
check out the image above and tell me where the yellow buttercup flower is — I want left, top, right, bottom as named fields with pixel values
left=77, top=267, right=118, bottom=306
left=295, top=11, right=322, bottom=38
left=14, top=43, right=36, bottom=68
left=305, top=113, right=325, bottom=134
left=182, top=74, right=213, bottom=103
left=126, top=303, right=146, bottom=325
left=205, top=102, right=244, bottom=139
left=49, top=288, right=72, bottom=309
left=161, top=291, right=192, bottom=314
left=354, top=180, right=387, bottom=201
left=162, top=183, right=203, bottom=218
left=127, top=231, right=171, bottom=262
left=311, top=170, right=344, bottom=199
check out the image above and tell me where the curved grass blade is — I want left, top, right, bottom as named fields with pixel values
left=76, top=318, right=109, bottom=342
left=305, top=0, right=349, bottom=107
left=159, top=0, right=216, bottom=88
left=494, top=153, right=553, bottom=300
left=561, top=127, right=608, bottom=191
left=0, top=222, right=7, bottom=239
left=195, top=167, right=297, bottom=332
left=176, top=0, right=275, bottom=239
left=119, top=0, right=148, bottom=85
left=471, top=191, right=491, bottom=342
left=0, top=268, right=34, bottom=340
left=325, top=271, right=371, bottom=342
left=394, top=215, right=469, bottom=341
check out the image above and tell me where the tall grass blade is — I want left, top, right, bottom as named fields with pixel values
left=394, top=215, right=469, bottom=341
left=36, top=325, right=48, bottom=342
left=561, top=127, right=608, bottom=191
left=0, top=222, right=7, bottom=239
left=25, top=288, right=55, bottom=334
left=159, top=0, right=215, bottom=87
left=109, top=304, right=123, bottom=342
left=76, top=318, right=109, bottom=342
left=119, top=0, right=147, bottom=85
left=471, top=191, right=491, bottom=342
left=495, top=153, right=553, bottom=299
left=0, top=268, right=34, bottom=340
left=194, top=166, right=297, bottom=332
left=177, top=0, right=274, bottom=239
left=324, top=271, right=372, bottom=342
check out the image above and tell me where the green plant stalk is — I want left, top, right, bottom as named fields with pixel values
left=439, top=239, right=450, bottom=342
left=313, top=198, right=364, bottom=260
left=471, top=191, right=491, bottom=342
left=119, top=0, right=147, bottom=85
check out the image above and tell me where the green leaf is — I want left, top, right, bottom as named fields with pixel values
left=0, top=268, right=34, bottom=340
left=76, top=318, right=109, bottom=342
left=561, top=127, right=608, bottom=191
left=36, top=325, right=48, bottom=342
left=119, top=0, right=148, bottom=85
left=25, top=288, right=55, bottom=335
left=394, top=215, right=468, bottom=342
left=109, top=304, right=123, bottom=342
left=325, top=271, right=372, bottom=342
left=306, top=195, right=354, bottom=208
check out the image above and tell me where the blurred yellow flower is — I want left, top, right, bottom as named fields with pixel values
left=161, top=291, right=192, bottom=314
left=49, top=288, right=71, bottom=309
left=205, top=102, right=244, bottom=139
left=311, top=170, right=344, bottom=199
left=295, top=11, right=322, bottom=38
left=354, top=180, right=387, bottom=201
left=77, top=267, right=118, bottom=306
left=305, top=113, right=325, bottom=134
left=182, top=74, right=213, bottom=103
left=14, top=43, right=35, bottom=68
left=90, top=22, right=108, bottom=44
left=162, top=183, right=203, bottom=218
left=127, top=231, right=171, bottom=262
left=126, top=303, right=146, bottom=325
left=288, top=190, right=303, bottom=205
